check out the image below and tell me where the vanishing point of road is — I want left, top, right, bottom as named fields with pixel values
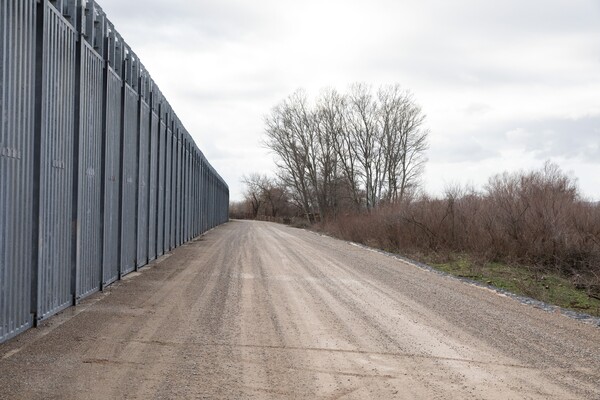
left=1, top=220, right=599, bottom=399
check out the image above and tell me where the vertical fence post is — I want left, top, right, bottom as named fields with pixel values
left=102, top=21, right=123, bottom=288
left=119, top=45, right=139, bottom=277
left=73, top=0, right=106, bottom=302
left=34, top=0, right=78, bottom=323
left=147, top=81, right=159, bottom=262
left=0, top=0, right=37, bottom=343
left=136, top=65, right=150, bottom=268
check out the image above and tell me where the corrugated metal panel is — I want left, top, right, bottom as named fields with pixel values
left=203, top=158, right=208, bottom=233
left=169, top=124, right=177, bottom=250
left=186, top=139, right=193, bottom=240
left=187, top=139, right=193, bottom=240
left=190, top=151, right=196, bottom=237
left=170, top=124, right=177, bottom=249
left=192, top=152, right=198, bottom=236
left=163, top=119, right=172, bottom=251
left=209, top=173, right=214, bottom=229
left=197, top=154, right=202, bottom=234
left=175, top=126, right=182, bottom=246
left=200, top=158, right=205, bottom=233
left=214, top=177, right=218, bottom=227
left=205, top=169, right=210, bottom=230
left=75, top=39, right=104, bottom=300
left=102, top=63, right=122, bottom=286
left=136, top=72, right=150, bottom=268
left=120, top=75, right=139, bottom=276
left=194, top=154, right=199, bottom=236
left=35, top=2, right=77, bottom=322
left=181, top=132, right=186, bottom=241
left=148, top=88, right=159, bottom=262
left=209, top=171, right=213, bottom=229
left=156, top=106, right=167, bottom=256
left=200, top=158, right=203, bottom=229
left=204, top=158, right=208, bottom=233
left=0, top=0, right=36, bottom=343
left=183, top=138, right=189, bottom=241
left=181, top=134, right=187, bottom=242
left=197, top=156, right=201, bottom=235
left=191, top=151, right=196, bottom=237
left=209, top=168, right=213, bottom=229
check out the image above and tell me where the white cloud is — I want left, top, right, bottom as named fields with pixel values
left=98, top=0, right=600, bottom=200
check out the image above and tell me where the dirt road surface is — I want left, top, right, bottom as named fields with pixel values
left=1, top=220, right=599, bottom=399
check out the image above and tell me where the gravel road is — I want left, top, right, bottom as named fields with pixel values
left=1, top=220, right=599, bottom=399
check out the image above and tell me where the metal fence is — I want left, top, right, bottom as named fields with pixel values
left=0, top=0, right=229, bottom=344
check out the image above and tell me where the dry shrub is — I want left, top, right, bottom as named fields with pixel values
left=321, top=162, right=600, bottom=282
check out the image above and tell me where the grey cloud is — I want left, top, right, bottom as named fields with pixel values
left=432, top=0, right=600, bottom=38
left=94, top=0, right=600, bottom=200
left=177, top=79, right=289, bottom=104
left=464, top=103, right=492, bottom=116
left=99, top=0, right=273, bottom=49
left=432, top=115, right=600, bottom=165
left=429, top=139, right=498, bottom=163
left=507, top=115, right=600, bottom=162
left=360, top=0, right=600, bottom=88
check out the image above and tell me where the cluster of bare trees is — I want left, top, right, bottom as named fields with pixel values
left=263, top=84, right=429, bottom=220
left=229, top=173, right=293, bottom=220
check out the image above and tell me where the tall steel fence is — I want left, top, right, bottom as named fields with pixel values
left=0, top=0, right=229, bottom=344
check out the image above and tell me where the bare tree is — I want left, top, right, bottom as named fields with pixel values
left=265, top=90, right=341, bottom=221
left=321, top=89, right=363, bottom=211
left=242, top=173, right=265, bottom=218
left=264, top=83, right=429, bottom=219
left=346, top=83, right=384, bottom=210
left=397, top=98, right=428, bottom=202
left=264, top=91, right=314, bottom=219
left=256, top=176, right=290, bottom=218
left=314, top=89, right=348, bottom=217
left=241, top=173, right=294, bottom=219
left=378, top=85, right=428, bottom=203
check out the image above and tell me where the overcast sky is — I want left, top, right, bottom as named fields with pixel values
left=98, top=0, right=600, bottom=201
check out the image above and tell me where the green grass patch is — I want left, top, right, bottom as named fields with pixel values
left=425, top=255, right=600, bottom=317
